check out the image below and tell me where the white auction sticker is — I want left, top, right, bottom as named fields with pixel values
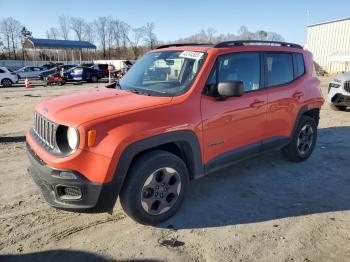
left=179, top=51, right=204, bottom=60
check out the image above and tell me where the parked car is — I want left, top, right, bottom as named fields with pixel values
left=67, top=66, right=105, bottom=82
left=16, top=66, right=44, bottom=78
left=91, top=64, right=108, bottom=77
left=0, top=67, right=19, bottom=87
left=39, top=65, right=76, bottom=80
left=327, top=72, right=350, bottom=111
left=26, top=41, right=324, bottom=225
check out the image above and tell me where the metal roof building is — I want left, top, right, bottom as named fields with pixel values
left=22, top=37, right=96, bottom=65
left=23, top=38, right=96, bottom=49
left=306, top=18, right=350, bottom=74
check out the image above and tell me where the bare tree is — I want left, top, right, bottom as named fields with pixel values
left=83, top=22, right=95, bottom=43
left=267, top=32, right=284, bottom=41
left=130, top=27, right=145, bottom=59
left=206, top=27, right=217, bottom=43
left=0, top=17, right=23, bottom=59
left=94, top=17, right=108, bottom=58
left=46, top=27, right=59, bottom=39
left=58, top=15, right=70, bottom=40
left=143, top=22, right=157, bottom=49
left=70, top=17, right=85, bottom=41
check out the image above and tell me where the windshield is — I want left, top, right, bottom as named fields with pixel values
left=119, top=50, right=205, bottom=96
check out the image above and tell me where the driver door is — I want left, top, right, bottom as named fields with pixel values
left=201, top=52, right=268, bottom=168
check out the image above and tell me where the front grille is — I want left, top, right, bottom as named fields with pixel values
left=33, top=112, right=57, bottom=149
left=344, top=81, right=350, bottom=93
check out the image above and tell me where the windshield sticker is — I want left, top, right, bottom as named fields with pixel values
left=179, top=51, right=204, bottom=60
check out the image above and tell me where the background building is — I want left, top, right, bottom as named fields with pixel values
left=306, top=18, right=350, bottom=74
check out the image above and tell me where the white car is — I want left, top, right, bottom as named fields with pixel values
left=0, top=67, right=19, bottom=87
left=16, top=66, right=44, bottom=78
left=328, top=72, right=350, bottom=111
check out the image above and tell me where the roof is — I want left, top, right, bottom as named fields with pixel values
left=155, top=40, right=303, bottom=51
left=329, top=51, right=350, bottom=62
left=23, top=37, right=96, bottom=49
left=308, top=17, right=350, bottom=27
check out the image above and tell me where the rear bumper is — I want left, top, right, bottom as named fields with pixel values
left=26, top=143, right=116, bottom=211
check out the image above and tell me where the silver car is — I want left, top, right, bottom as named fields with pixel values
left=16, top=66, right=45, bottom=78
left=327, top=72, right=350, bottom=111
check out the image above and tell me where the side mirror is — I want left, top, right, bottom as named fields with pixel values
left=217, top=80, right=244, bottom=98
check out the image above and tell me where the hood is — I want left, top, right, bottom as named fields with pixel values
left=35, top=87, right=172, bottom=126
left=335, top=72, right=350, bottom=82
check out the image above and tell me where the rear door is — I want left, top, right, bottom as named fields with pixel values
left=201, top=52, right=268, bottom=166
left=264, top=52, right=305, bottom=144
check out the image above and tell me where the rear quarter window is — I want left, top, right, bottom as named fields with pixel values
left=294, top=53, right=305, bottom=77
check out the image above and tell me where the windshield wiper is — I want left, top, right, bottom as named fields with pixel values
left=128, top=89, right=151, bottom=96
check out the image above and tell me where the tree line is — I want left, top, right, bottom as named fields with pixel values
left=0, top=16, right=284, bottom=61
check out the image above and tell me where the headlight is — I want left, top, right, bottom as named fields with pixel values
left=67, top=127, right=79, bottom=150
left=56, top=125, right=79, bottom=154
left=329, top=83, right=340, bottom=89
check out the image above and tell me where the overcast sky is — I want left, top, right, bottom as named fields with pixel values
left=1, top=0, right=349, bottom=44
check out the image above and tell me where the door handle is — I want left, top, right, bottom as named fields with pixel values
left=293, top=91, right=304, bottom=99
left=250, top=100, right=265, bottom=108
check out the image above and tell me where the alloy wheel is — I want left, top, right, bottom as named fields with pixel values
left=297, top=124, right=314, bottom=156
left=140, top=167, right=181, bottom=215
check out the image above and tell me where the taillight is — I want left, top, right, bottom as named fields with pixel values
left=11, top=72, right=16, bottom=75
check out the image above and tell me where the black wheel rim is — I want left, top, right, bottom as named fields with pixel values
left=141, top=167, right=181, bottom=215
left=3, top=79, right=11, bottom=87
left=297, top=124, right=314, bottom=156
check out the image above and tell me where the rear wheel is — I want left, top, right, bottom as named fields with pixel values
left=91, top=76, right=98, bottom=83
left=282, top=115, right=317, bottom=162
left=1, top=78, right=13, bottom=87
left=330, top=104, right=347, bottom=111
left=120, top=150, right=189, bottom=225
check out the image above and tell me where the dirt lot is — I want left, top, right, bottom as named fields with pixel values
left=0, top=78, right=349, bottom=262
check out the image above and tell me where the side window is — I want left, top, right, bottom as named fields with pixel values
left=266, top=53, right=293, bottom=87
left=294, top=53, right=305, bottom=78
left=0, top=69, right=5, bottom=73
left=218, top=53, right=261, bottom=92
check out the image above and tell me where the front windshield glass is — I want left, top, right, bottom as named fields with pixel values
left=119, top=50, right=205, bottom=96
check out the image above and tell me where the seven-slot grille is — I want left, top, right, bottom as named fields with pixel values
left=33, top=112, right=57, bottom=149
left=344, top=81, right=350, bottom=93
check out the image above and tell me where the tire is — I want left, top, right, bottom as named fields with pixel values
left=330, top=104, right=347, bottom=111
left=91, top=76, right=98, bottom=83
left=282, top=115, right=317, bottom=162
left=120, top=150, right=189, bottom=225
left=1, top=78, right=13, bottom=87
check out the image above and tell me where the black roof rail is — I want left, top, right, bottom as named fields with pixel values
left=156, top=43, right=212, bottom=49
left=214, top=40, right=303, bottom=49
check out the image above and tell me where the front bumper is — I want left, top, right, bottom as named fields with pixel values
left=26, top=143, right=116, bottom=211
left=330, top=93, right=350, bottom=107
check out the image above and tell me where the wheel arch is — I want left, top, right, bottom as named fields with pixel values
left=98, top=130, right=204, bottom=211
left=291, top=105, right=320, bottom=137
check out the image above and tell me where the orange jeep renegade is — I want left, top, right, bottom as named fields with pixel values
left=26, top=41, right=324, bottom=225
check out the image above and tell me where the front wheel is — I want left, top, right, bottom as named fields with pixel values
left=282, top=115, right=317, bottom=162
left=1, top=78, right=13, bottom=87
left=120, top=150, right=189, bottom=225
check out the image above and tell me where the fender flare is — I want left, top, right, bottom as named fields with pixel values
left=96, top=130, right=203, bottom=211
left=290, top=105, right=308, bottom=137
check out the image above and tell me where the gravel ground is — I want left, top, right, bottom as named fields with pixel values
left=0, top=77, right=349, bottom=262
